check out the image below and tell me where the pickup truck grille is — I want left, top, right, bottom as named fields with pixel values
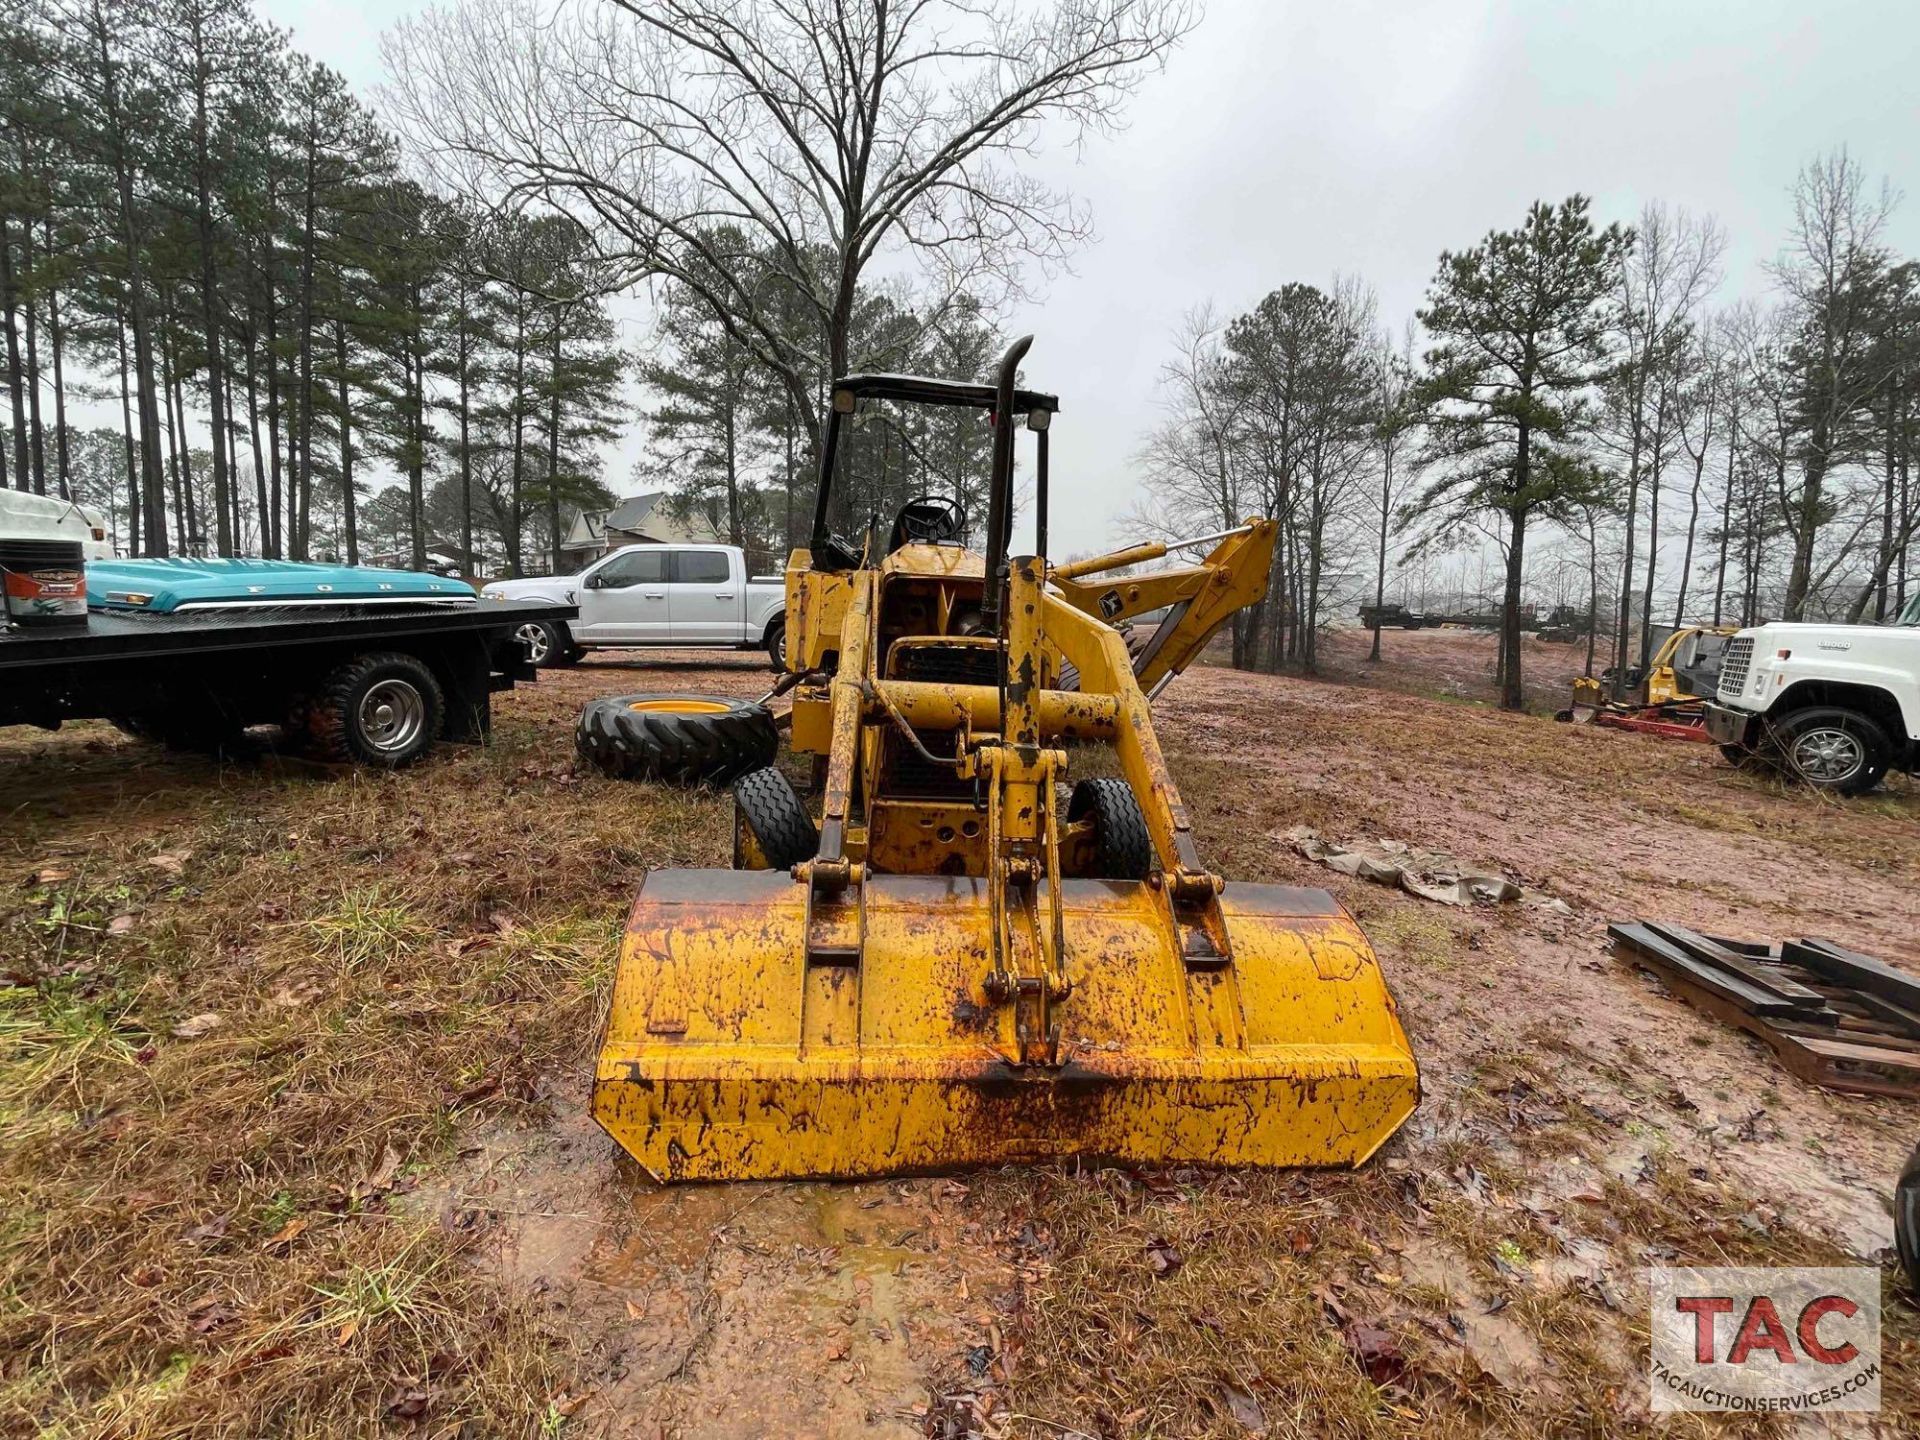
left=1718, top=636, right=1754, bottom=698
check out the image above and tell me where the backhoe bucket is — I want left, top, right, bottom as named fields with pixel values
left=593, top=870, right=1419, bottom=1181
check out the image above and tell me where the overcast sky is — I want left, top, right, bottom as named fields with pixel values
left=264, top=0, right=1920, bottom=559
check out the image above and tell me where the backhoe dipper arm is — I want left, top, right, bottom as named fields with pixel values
left=1050, top=519, right=1277, bottom=692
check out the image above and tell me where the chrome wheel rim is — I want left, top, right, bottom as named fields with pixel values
left=515, top=621, right=551, bottom=664
left=358, top=679, right=427, bottom=754
left=1790, top=727, right=1863, bottom=783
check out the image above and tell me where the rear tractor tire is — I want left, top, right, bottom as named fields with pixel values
left=1056, top=623, right=1153, bottom=694
left=575, top=693, right=778, bottom=787
left=732, top=766, right=818, bottom=869
left=1067, top=777, right=1155, bottom=881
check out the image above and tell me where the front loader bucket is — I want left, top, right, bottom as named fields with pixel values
left=1567, top=675, right=1603, bottom=724
left=592, top=870, right=1419, bottom=1181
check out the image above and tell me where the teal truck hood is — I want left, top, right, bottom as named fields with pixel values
left=87, top=558, right=476, bottom=613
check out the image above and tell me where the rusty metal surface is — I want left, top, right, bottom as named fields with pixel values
left=597, top=499, right=1420, bottom=1180
left=1049, top=519, right=1278, bottom=691
left=594, top=872, right=1420, bottom=1180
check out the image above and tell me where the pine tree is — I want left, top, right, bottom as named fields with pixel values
left=1411, top=197, right=1632, bottom=711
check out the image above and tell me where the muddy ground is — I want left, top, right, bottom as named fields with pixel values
left=4, top=626, right=1917, bottom=1437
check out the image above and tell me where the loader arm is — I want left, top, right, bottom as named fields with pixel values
left=1050, top=519, right=1278, bottom=693
left=591, top=338, right=1418, bottom=1182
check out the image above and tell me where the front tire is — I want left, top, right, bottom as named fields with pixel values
left=513, top=617, right=573, bottom=669
left=1769, top=706, right=1892, bottom=796
left=766, top=620, right=788, bottom=671
left=732, top=766, right=818, bottom=869
left=1067, top=777, right=1155, bottom=880
left=305, top=652, right=445, bottom=768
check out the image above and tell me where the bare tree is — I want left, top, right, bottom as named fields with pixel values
left=1366, top=319, right=1419, bottom=662
left=383, top=0, right=1196, bottom=451
left=1598, top=201, right=1723, bottom=682
left=1670, top=328, right=1722, bottom=625
left=1771, top=149, right=1897, bottom=619
left=1132, top=305, right=1259, bottom=663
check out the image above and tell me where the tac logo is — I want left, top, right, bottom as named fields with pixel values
left=1650, top=1267, right=1880, bottom=1413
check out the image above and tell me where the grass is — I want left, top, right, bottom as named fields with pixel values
left=0, top=714, right=729, bottom=1438
left=4, top=647, right=1918, bottom=1438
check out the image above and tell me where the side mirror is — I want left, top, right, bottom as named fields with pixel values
left=582, top=571, right=602, bottom=590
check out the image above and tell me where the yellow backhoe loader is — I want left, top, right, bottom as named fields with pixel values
left=591, top=338, right=1419, bottom=1181
left=1558, top=623, right=1736, bottom=742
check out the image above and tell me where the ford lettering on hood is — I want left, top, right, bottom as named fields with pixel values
left=87, top=558, right=476, bottom=614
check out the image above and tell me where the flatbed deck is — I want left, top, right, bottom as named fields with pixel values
left=1, top=601, right=575, bottom=756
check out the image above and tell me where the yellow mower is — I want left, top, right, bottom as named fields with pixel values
left=1558, top=623, right=1736, bottom=742
left=592, top=338, right=1419, bottom=1181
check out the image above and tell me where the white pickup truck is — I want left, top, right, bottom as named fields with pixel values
left=1704, top=591, right=1920, bottom=794
left=480, top=543, right=788, bottom=668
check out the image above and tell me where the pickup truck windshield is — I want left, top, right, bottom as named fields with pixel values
left=1900, top=591, right=1920, bottom=626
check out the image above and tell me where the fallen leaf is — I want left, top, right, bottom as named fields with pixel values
left=263, top=1218, right=308, bottom=1251
left=1145, top=1236, right=1184, bottom=1277
left=184, top=1214, right=230, bottom=1245
left=367, top=1145, right=403, bottom=1191
left=1312, top=1283, right=1352, bottom=1326
left=1289, top=1227, right=1315, bottom=1257
left=147, top=851, right=190, bottom=875
left=1218, top=1380, right=1267, bottom=1433
left=336, top=1319, right=360, bottom=1347
left=32, top=866, right=74, bottom=886
left=127, top=1265, right=166, bottom=1287
left=1452, top=1163, right=1490, bottom=1204
left=624, top=1298, right=645, bottom=1321
left=187, top=1296, right=236, bottom=1334
left=107, top=914, right=136, bottom=936
left=453, top=1075, right=501, bottom=1106
left=550, top=1390, right=592, bottom=1418
left=171, top=1012, right=222, bottom=1039
left=1341, top=1321, right=1406, bottom=1386
left=424, top=1350, right=464, bottom=1379
left=134, top=1044, right=158, bottom=1065
left=384, top=1385, right=428, bottom=1420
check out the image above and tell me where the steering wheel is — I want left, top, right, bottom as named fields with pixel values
left=890, top=494, right=967, bottom=550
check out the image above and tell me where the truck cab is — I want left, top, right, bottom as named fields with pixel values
left=1704, top=594, right=1920, bottom=794
left=480, top=543, right=788, bottom=667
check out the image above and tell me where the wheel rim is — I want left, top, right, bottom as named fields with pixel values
left=1790, top=726, right=1863, bottom=782
left=628, top=698, right=731, bottom=715
left=775, top=629, right=787, bottom=667
left=515, top=621, right=550, bottom=664
left=358, top=679, right=427, bottom=754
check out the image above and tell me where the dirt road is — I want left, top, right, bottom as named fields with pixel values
left=3, top=629, right=1915, bottom=1436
